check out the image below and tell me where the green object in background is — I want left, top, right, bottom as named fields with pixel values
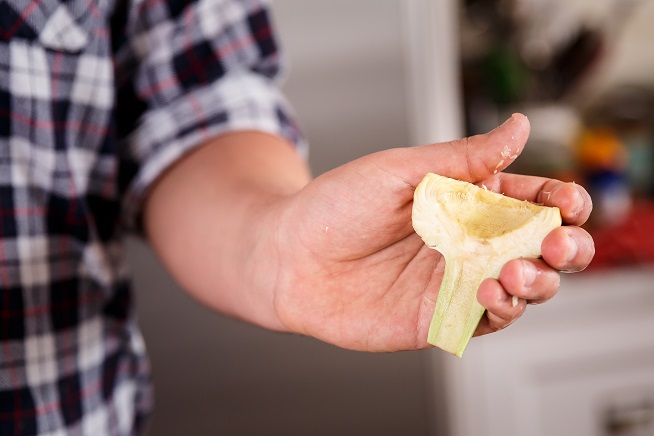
left=483, top=43, right=530, bottom=106
left=626, top=132, right=654, bottom=197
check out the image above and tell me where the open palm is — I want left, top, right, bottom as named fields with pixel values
left=272, top=115, right=594, bottom=352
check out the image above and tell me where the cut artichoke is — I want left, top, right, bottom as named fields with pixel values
left=412, top=173, right=562, bottom=357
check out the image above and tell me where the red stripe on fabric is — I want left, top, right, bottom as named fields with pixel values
left=139, top=0, right=167, bottom=14
left=217, top=35, right=254, bottom=61
left=0, top=0, right=44, bottom=40
left=20, top=291, right=103, bottom=319
left=0, top=207, right=46, bottom=216
left=187, top=93, right=209, bottom=139
left=0, top=109, right=110, bottom=136
left=0, top=353, right=109, bottom=419
left=51, top=52, right=64, bottom=97
left=138, top=34, right=254, bottom=99
left=0, top=205, right=86, bottom=228
left=138, top=23, right=272, bottom=99
left=62, top=197, right=78, bottom=380
left=181, top=9, right=208, bottom=85
left=93, top=28, right=110, bottom=39
left=138, top=76, right=177, bottom=100
left=0, top=191, right=22, bottom=434
left=82, top=0, right=101, bottom=19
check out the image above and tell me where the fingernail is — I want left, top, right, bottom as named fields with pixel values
left=491, top=116, right=513, bottom=133
left=571, top=187, right=584, bottom=218
left=502, top=114, right=516, bottom=126
left=565, top=230, right=579, bottom=265
left=523, top=261, right=538, bottom=288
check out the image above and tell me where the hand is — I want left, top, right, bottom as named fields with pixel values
left=270, top=114, right=594, bottom=351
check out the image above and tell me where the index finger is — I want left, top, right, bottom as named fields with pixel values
left=479, top=173, right=593, bottom=226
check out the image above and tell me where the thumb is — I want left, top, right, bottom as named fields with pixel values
left=402, top=113, right=531, bottom=185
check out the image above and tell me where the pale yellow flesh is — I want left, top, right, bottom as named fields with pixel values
left=428, top=253, right=494, bottom=357
left=412, top=173, right=562, bottom=357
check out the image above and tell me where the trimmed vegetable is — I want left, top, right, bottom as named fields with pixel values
left=412, top=173, right=561, bottom=357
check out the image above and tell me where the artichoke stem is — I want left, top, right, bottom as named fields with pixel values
left=428, top=254, right=499, bottom=358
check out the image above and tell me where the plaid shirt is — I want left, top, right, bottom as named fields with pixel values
left=0, top=0, right=304, bottom=434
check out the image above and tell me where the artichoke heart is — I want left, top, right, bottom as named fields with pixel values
left=412, top=173, right=562, bottom=357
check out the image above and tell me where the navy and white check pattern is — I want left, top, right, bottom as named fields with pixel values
left=0, top=0, right=305, bottom=434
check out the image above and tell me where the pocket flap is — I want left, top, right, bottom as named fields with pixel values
left=39, top=3, right=89, bottom=52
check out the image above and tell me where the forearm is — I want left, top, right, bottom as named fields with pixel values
left=143, top=131, right=311, bottom=331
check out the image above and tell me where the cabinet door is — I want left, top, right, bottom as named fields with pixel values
left=435, top=269, right=654, bottom=436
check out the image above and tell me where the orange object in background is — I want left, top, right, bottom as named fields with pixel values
left=576, top=126, right=628, bottom=172
left=574, top=125, right=635, bottom=228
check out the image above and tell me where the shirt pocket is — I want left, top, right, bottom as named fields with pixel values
left=3, top=1, right=114, bottom=198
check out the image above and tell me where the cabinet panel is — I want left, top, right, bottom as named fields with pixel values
left=439, top=268, right=654, bottom=436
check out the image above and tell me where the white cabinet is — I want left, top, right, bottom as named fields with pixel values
left=434, top=268, right=654, bottom=436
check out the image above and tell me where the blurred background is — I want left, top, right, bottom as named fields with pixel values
left=128, top=0, right=654, bottom=435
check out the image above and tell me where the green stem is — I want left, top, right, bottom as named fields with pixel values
left=428, top=255, right=494, bottom=357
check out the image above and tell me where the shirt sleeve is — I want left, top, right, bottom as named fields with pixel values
left=111, top=0, right=307, bottom=232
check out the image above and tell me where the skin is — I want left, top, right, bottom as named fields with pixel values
left=144, top=113, right=595, bottom=353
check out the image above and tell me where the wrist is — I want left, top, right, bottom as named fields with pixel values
left=143, top=131, right=311, bottom=333
left=236, top=191, right=297, bottom=332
